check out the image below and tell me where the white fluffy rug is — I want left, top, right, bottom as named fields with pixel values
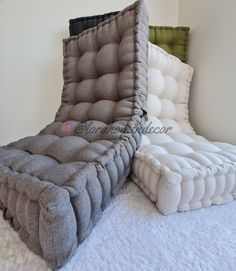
left=1, top=181, right=236, bottom=271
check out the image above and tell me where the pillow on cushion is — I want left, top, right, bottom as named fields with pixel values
left=149, top=26, right=190, bottom=63
left=70, top=19, right=190, bottom=62
left=69, top=11, right=119, bottom=36
left=144, top=41, right=194, bottom=145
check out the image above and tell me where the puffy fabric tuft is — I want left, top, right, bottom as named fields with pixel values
left=131, top=42, right=236, bottom=215
left=0, top=1, right=149, bottom=269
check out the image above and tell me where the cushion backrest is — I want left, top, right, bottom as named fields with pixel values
left=70, top=21, right=189, bottom=62
left=149, top=26, right=189, bottom=63
left=41, top=0, right=149, bottom=146
left=144, top=42, right=194, bottom=144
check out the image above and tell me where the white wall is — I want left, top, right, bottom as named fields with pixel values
left=179, top=0, right=236, bottom=144
left=0, top=0, right=179, bottom=146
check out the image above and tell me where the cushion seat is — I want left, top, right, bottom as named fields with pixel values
left=132, top=134, right=236, bottom=215
left=131, top=41, right=236, bottom=215
left=0, top=1, right=149, bottom=269
left=0, top=135, right=136, bottom=269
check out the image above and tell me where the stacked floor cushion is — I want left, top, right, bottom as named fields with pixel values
left=69, top=11, right=119, bottom=36
left=131, top=42, right=236, bottom=215
left=0, top=1, right=149, bottom=269
left=149, top=26, right=189, bottom=63
left=69, top=17, right=189, bottom=63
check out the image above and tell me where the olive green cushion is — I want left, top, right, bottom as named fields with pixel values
left=149, top=26, right=190, bottom=63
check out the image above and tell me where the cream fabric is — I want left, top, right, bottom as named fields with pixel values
left=131, top=42, right=236, bottom=215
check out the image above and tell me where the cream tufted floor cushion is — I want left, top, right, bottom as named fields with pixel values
left=131, top=42, right=236, bottom=215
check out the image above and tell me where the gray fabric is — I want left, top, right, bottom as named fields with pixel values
left=0, top=1, right=149, bottom=269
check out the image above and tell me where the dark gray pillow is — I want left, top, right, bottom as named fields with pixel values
left=69, top=11, right=119, bottom=36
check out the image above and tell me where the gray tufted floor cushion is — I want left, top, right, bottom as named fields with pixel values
left=0, top=1, right=148, bottom=269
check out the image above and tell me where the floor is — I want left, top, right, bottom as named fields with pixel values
left=0, top=181, right=236, bottom=271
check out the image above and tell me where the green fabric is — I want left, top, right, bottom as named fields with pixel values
left=149, top=26, right=190, bottom=63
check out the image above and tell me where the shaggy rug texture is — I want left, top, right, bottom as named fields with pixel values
left=0, top=181, right=236, bottom=271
